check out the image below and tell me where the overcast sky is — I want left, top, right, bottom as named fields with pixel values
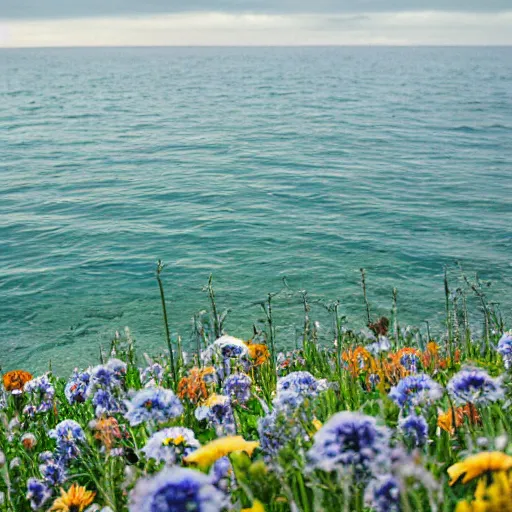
left=1, top=1, right=511, bottom=47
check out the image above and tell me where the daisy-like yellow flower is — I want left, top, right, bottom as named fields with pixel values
left=455, top=471, right=512, bottom=512
left=448, top=452, right=512, bottom=486
left=184, top=435, right=259, bottom=469
left=242, top=499, right=265, bottom=512
left=49, top=483, right=95, bottom=512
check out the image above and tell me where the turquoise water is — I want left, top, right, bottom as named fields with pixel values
left=1, top=47, right=511, bottom=373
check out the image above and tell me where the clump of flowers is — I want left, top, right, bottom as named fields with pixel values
left=389, top=374, right=443, bottom=410
left=64, top=369, right=91, bottom=404
left=23, top=374, right=55, bottom=416
left=222, top=373, right=252, bottom=404
left=87, top=359, right=127, bottom=417
left=365, top=474, right=401, bottom=512
left=142, top=427, right=200, bottom=465
left=124, top=387, right=183, bottom=426
left=276, top=371, right=327, bottom=398
left=497, top=332, right=512, bottom=370
left=438, top=404, right=481, bottom=434
left=90, top=417, right=123, bottom=452
left=39, top=452, right=67, bottom=486
left=27, top=478, right=52, bottom=510
left=129, top=467, right=226, bottom=512
left=178, top=367, right=216, bottom=404
left=306, top=411, right=390, bottom=479
left=195, top=394, right=235, bottom=436
left=447, top=367, right=503, bottom=406
left=140, top=363, right=164, bottom=387
left=245, top=343, right=270, bottom=366
left=399, top=414, right=428, bottom=448
left=3, top=370, right=33, bottom=394
left=49, top=420, right=86, bottom=463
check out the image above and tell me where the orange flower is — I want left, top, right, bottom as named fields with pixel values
left=3, top=370, right=33, bottom=392
left=178, top=367, right=216, bottom=404
left=92, top=417, right=122, bottom=450
left=438, top=404, right=480, bottom=434
left=246, top=343, right=270, bottom=366
left=342, top=347, right=373, bottom=375
left=49, top=483, right=95, bottom=511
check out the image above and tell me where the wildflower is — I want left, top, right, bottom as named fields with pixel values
left=90, top=417, right=122, bottom=451
left=21, top=432, right=37, bottom=450
left=242, top=500, right=265, bottom=512
left=106, top=358, right=127, bottom=379
left=438, top=404, right=480, bottom=434
left=64, top=370, right=90, bottom=404
left=399, top=414, right=428, bottom=448
left=388, top=374, right=442, bottom=410
left=92, top=389, right=124, bottom=417
left=307, top=411, right=389, bottom=477
left=342, top=347, right=373, bottom=375
left=125, top=387, right=183, bottom=426
left=184, top=436, right=259, bottom=469
left=447, top=367, right=503, bottom=406
left=209, top=456, right=235, bottom=492
left=140, top=363, right=164, bottom=387
left=276, top=371, right=327, bottom=397
left=395, top=347, right=421, bottom=373
left=222, top=373, right=252, bottom=404
left=195, top=394, right=235, bottom=436
left=129, top=467, right=226, bottom=512
left=49, top=483, right=95, bottom=512
left=245, top=343, right=270, bottom=366
left=368, top=336, right=392, bottom=356
left=365, top=475, right=401, bottom=512
left=49, top=420, right=85, bottom=462
left=142, top=427, right=200, bottom=465
left=40, top=459, right=67, bottom=486
left=455, top=471, right=512, bottom=512
left=369, top=317, right=390, bottom=336
left=178, top=367, right=216, bottom=404
left=3, top=370, right=33, bottom=393
left=497, top=332, right=512, bottom=369
left=27, top=478, right=52, bottom=510
left=448, top=452, right=512, bottom=485
left=213, top=335, right=249, bottom=359
left=23, top=374, right=55, bottom=415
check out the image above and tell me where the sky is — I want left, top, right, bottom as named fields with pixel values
left=0, top=1, right=511, bottom=47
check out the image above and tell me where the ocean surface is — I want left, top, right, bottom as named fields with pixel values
left=1, top=47, right=511, bottom=374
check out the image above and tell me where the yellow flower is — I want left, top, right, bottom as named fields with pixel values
left=242, top=499, right=265, bottom=512
left=163, top=435, right=186, bottom=446
left=49, top=483, right=95, bottom=512
left=448, top=452, right=512, bottom=486
left=184, top=436, right=259, bottom=469
left=455, top=472, right=512, bottom=512
left=312, top=418, right=323, bottom=431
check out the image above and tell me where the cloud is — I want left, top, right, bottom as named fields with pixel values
left=1, top=0, right=511, bottom=19
left=1, top=11, right=512, bottom=47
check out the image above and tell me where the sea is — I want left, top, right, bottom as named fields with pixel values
left=1, top=46, right=511, bottom=373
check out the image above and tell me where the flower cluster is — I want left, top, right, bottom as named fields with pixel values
left=448, top=368, right=503, bottom=406
left=389, top=374, right=443, bottom=410
left=23, top=374, right=55, bottom=416
left=124, top=387, right=183, bottom=426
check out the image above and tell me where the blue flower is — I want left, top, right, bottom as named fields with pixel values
left=195, top=395, right=235, bottom=436
left=129, top=467, right=226, bottom=512
left=447, top=367, right=504, bottom=405
left=368, top=336, right=391, bottom=356
left=399, top=353, right=419, bottom=373
left=93, top=389, right=125, bottom=417
left=26, top=478, right=51, bottom=510
left=306, top=412, right=389, bottom=477
left=276, top=371, right=327, bottom=397
left=39, top=459, right=67, bottom=486
left=389, top=374, right=442, bottom=410
left=497, top=331, right=512, bottom=369
left=365, top=475, right=401, bottom=512
left=141, top=363, right=165, bottom=387
left=49, top=420, right=85, bottom=462
left=65, top=370, right=91, bottom=404
left=209, top=456, right=235, bottom=493
left=222, top=374, right=252, bottom=404
left=142, top=427, right=200, bottom=465
left=23, top=375, right=55, bottom=415
left=125, top=387, right=183, bottom=426
left=106, top=358, right=127, bottom=379
left=398, top=414, right=428, bottom=448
